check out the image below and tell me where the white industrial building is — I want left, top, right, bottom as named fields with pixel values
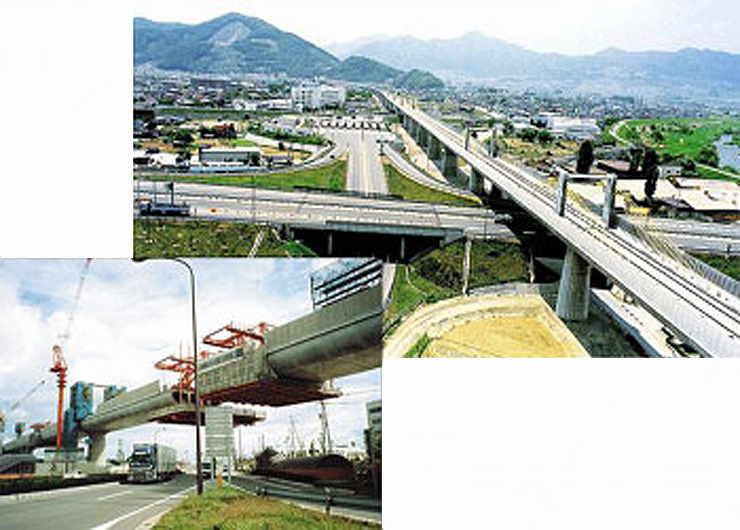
left=291, top=83, right=346, bottom=111
left=365, top=399, right=381, bottom=459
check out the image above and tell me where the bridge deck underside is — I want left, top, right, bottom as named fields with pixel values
left=202, top=379, right=340, bottom=407
left=150, top=410, right=262, bottom=427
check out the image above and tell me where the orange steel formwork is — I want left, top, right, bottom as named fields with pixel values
left=201, top=322, right=273, bottom=350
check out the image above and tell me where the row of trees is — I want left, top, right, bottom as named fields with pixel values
left=576, top=140, right=662, bottom=202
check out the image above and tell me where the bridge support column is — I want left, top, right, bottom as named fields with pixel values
left=602, top=175, right=617, bottom=228
left=418, top=128, right=429, bottom=149
left=489, top=132, right=499, bottom=157
left=469, top=169, right=484, bottom=195
left=462, top=237, right=472, bottom=295
left=556, top=171, right=569, bottom=216
left=327, top=232, right=333, bottom=256
left=409, top=120, right=420, bottom=142
left=427, top=135, right=441, bottom=161
left=556, top=247, right=592, bottom=321
left=88, top=433, right=106, bottom=465
left=400, top=236, right=406, bottom=262
left=441, top=146, right=458, bottom=180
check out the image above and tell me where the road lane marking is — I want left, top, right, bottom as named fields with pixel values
left=90, top=485, right=194, bottom=530
left=0, top=481, right=119, bottom=504
left=96, top=490, right=133, bottom=501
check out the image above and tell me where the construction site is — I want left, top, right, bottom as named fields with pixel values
left=0, top=258, right=383, bottom=501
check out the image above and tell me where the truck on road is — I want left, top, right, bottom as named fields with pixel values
left=128, top=443, right=177, bottom=483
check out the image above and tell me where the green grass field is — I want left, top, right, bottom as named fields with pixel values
left=134, top=220, right=316, bottom=258
left=617, top=118, right=740, bottom=180
left=155, top=486, right=377, bottom=530
left=385, top=240, right=528, bottom=325
left=693, top=253, right=740, bottom=280
left=384, top=164, right=481, bottom=206
left=143, top=160, right=347, bottom=192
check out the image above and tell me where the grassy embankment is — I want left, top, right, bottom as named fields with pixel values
left=384, top=164, right=480, bottom=207
left=693, top=254, right=740, bottom=280
left=616, top=118, right=740, bottom=180
left=155, top=486, right=378, bottom=530
left=385, top=240, right=529, bottom=326
left=134, top=221, right=317, bottom=258
left=143, top=159, right=346, bottom=192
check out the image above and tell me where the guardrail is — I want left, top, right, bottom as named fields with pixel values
left=616, top=215, right=740, bottom=299
left=234, top=479, right=381, bottom=515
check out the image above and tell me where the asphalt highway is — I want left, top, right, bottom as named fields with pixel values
left=325, top=128, right=393, bottom=194
left=134, top=181, right=510, bottom=239
left=0, top=474, right=194, bottom=530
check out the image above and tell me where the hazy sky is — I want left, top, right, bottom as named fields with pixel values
left=0, top=259, right=381, bottom=462
left=132, top=0, right=740, bottom=55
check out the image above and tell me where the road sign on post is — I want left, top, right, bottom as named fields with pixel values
left=205, top=406, right=234, bottom=484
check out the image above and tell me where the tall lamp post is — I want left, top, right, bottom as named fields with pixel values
left=133, top=257, right=204, bottom=495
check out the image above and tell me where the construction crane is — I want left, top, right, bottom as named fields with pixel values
left=0, top=380, right=46, bottom=452
left=285, top=416, right=305, bottom=458
left=50, top=258, right=92, bottom=451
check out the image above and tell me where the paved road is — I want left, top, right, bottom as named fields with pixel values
left=0, top=474, right=194, bottom=530
left=325, top=129, right=392, bottom=194
left=384, top=145, right=480, bottom=201
left=385, top=92, right=740, bottom=357
left=134, top=181, right=510, bottom=239
left=635, top=217, right=740, bottom=255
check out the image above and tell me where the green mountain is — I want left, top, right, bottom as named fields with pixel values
left=134, top=13, right=339, bottom=77
left=326, top=55, right=402, bottom=83
left=134, top=14, right=445, bottom=89
left=393, top=69, right=444, bottom=90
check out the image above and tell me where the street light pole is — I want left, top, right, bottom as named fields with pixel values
left=171, top=257, right=204, bottom=496
left=132, top=257, right=204, bottom=495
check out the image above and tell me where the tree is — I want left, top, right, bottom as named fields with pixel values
left=696, top=146, right=719, bottom=167
left=628, top=147, right=644, bottom=176
left=642, top=148, right=660, bottom=202
left=576, top=140, right=594, bottom=174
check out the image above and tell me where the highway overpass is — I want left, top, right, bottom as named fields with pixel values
left=2, top=278, right=383, bottom=460
left=134, top=182, right=512, bottom=261
left=380, top=91, right=740, bottom=357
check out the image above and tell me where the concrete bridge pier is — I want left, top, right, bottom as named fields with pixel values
left=87, top=433, right=106, bottom=465
left=418, top=128, right=430, bottom=149
left=556, top=171, right=569, bottom=216
left=441, top=146, right=458, bottom=180
left=556, top=247, right=592, bottom=321
left=602, top=175, right=617, bottom=228
left=427, top=135, right=441, bottom=162
left=409, top=120, right=420, bottom=143
left=469, top=169, right=484, bottom=195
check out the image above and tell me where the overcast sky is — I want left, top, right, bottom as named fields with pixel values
left=132, top=0, right=740, bottom=55
left=0, top=259, right=381, bottom=463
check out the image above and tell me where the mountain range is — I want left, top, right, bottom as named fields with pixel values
left=134, top=13, right=443, bottom=90
left=135, top=14, right=740, bottom=104
left=330, top=32, right=740, bottom=103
